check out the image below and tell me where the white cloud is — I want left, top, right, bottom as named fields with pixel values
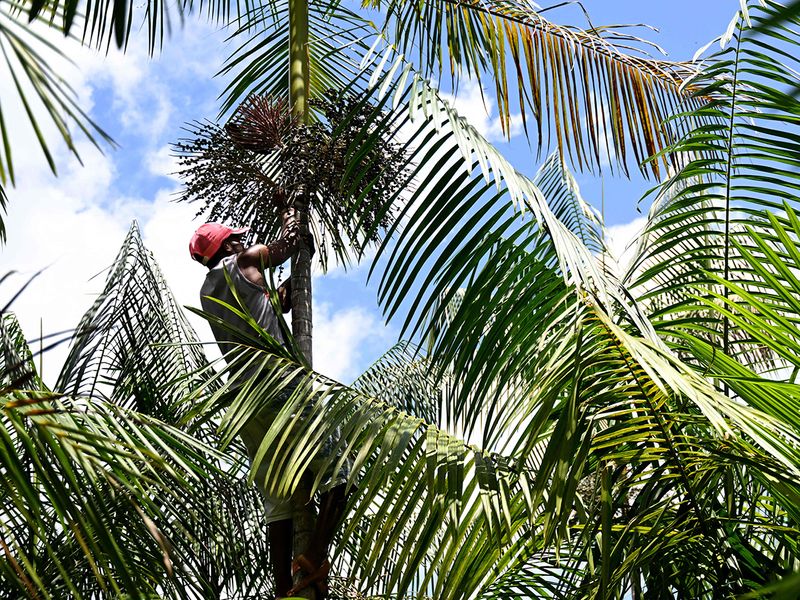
left=0, top=16, right=229, bottom=385
left=606, top=216, right=646, bottom=274
left=74, top=21, right=226, bottom=146
left=0, top=148, right=132, bottom=384
left=441, top=79, right=524, bottom=142
left=313, top=302, right=391, bottom=383
left=146, top=145, right=182, bottom=181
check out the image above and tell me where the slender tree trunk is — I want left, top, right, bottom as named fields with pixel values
left=288, top=0, right=316, bottom=596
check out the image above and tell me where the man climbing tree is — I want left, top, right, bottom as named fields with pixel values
left=190, top=213, right=347, bottom=599
left=176, top=90, right=407, bottom=600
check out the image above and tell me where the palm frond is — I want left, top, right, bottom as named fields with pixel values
left=23, top=0, right=262, bottom=52
left=353, top=340, right=439, bottom=425
left=676, top=204, right=800, bottom=433
left=1, top=313, right=43, bottom=389
left=627, top=0, right=800, bottom=370
left=532, top=151, right=605, bottom=254
left=0, top=2, right=114, bottom=194
left=365, top=0, right=703, bottom=178
left=349, top=60, right=651, bottom=354
left=196, top=286, right=800, bottom=598
left=0, top=183, right=6, bottom=243
left=57, top=222, right=216, bottom=417
left=217, top=0, right=373, bottom=117
left=0, top=379, right=243, bottom=598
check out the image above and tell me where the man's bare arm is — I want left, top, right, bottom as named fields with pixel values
left=238, top=207, right=299, bottom=270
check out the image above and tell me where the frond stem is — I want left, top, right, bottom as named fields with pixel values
left=722, top=27, right=743, bottom=364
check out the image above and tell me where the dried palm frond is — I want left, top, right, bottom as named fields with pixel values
left=225, top=96, right=298, bottom=153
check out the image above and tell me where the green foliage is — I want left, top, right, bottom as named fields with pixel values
left=628, top=0, right=800, bottom=367
left=2, top=0, right=800, bottom=597
left=0, top=1, right=113, bottom=191
left=365, top=0, right=701, bottom=178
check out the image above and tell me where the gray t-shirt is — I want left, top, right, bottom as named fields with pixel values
left=202, top=256, right=351, bottom=500
left=200, top=255, right=287, bottom=373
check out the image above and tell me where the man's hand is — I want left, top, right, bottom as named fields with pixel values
left=277, top=278, right=292, bottom=313
left=302, top=231, right=315, bottom=258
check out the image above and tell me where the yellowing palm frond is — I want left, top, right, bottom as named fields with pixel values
left=368, top=0, right=703, bottom=177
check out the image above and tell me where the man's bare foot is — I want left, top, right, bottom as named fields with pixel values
left=289, top=554, right=330, bottom=599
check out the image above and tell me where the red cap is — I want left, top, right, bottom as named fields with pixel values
left=189, top=223, right=249, bottom=265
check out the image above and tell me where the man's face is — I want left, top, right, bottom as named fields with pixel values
left=225, top=235, right=245, bottom=255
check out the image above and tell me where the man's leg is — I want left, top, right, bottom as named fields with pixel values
left=304, top=484, right=348, bottom=568
left=288, top=485, right=348, bottom=598
left=239, top=410, right=296, bottom=597
left=269, top=518, right=293, bottom=597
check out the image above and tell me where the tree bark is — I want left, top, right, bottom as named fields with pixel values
left=289, top=0, right=315, bottom=595
left=290, top=203, right=313, bottom=363
left=289, top=202, right=316, bottom=599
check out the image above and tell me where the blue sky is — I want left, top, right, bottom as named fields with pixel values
left=0, top=0, right=743, bottom=385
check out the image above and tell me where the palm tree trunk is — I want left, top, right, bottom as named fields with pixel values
left=289, top=0, right=316, bottom=596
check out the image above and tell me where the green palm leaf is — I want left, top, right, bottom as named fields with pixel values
left=0, top=2, right=113, bottom=202
left=24, top=0, right=260, bottom=51
left=217, top=0, right=373, bottom=117
left=628, top=0, right=800, bottom=370
left=678, top=204, right=800, bottom=434
left=1, top=313, right=42, bottom=389
left=0, top=184, right=7, bottom=243
left=0, top=379, right=238, bottom=597
left=366, top=0, right=702, bottom=178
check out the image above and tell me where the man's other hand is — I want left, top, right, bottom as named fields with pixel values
left=277, top=278, right=292, bottom=313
